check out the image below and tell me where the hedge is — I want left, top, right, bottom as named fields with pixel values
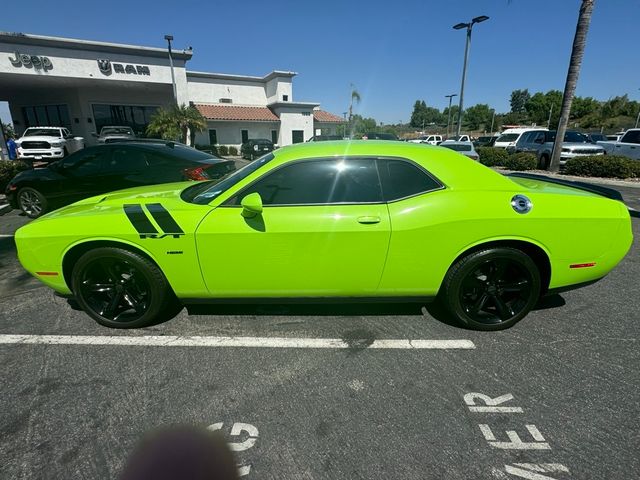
left=0, top=160, right=30, bottom=192
left=503, top=152, right=537, bottom=171
left=477, top=147, right=509, bottom=167
left=564, top=155, right=640, bottom=179
left=228, top=146, right=238, bottom=156
left=194, top=144, right=219, bottom=155
left=217, top=145, right=229, bottom=156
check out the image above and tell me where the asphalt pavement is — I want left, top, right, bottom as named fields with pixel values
left=0, top=186, right=638, bottom=479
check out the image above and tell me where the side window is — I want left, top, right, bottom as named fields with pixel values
left=107, top=148, right=150, bottom=172
left=377, top=159, right=441, bottom=201
left=64, top=149, right=106, bottom=176
left=621, top=130, right=640, bottom=144
left=234, top=158, right=383, bottom=206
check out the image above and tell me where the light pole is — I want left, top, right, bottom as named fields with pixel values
left=453, top=15, right=489, bottom=137
left=490, top=109, right=495, bottom=135
left=445, top=93, right=457, bottom=138
left=164, top=34, right=178, bottom=105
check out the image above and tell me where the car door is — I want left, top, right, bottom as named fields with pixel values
left=55, top=147, right=112, bottom=205
left=101, top=146, right=155, bottom=191
left=195, top=157, right=391, bottom=296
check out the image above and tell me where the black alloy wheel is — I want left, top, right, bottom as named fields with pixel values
left=18, top=187, right=47, bottom=218
left=72, top=247, right=181, bottom=328
left=442, top=248, right=541, bottom=331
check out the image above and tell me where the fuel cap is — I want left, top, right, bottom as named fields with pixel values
left=511, top=194, right=533, bottom=214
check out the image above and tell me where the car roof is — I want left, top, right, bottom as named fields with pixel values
left=269, top=140, right=513, bottom=191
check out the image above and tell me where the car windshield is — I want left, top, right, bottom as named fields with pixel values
left=589, top=134, right=606, bottom=142
left=101, top=127, right=133, bottom=135
left=23, top=128, right=61, bottom=137
left=496, top=133, right=519, bottom=142
left=442, top=143, right=472, bottom=152
left=182, top=153, right=275, bottom=204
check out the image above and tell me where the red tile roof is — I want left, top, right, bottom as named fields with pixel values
left=194, top=104, right=280, bottom=122
left=313, top=110, right=345, bottom=123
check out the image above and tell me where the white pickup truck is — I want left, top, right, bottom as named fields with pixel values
left=16, top=127, right=84, bottom=162
left=598, top=129, right=640, bottom=160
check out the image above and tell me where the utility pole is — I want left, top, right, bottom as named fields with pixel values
left=164, top=35, right=178, bottom=105
left=445, top=93, right=457, bottom=138
left=453, top=16, right=489, bottom=137
left=490, top=109, right=495, bottom=135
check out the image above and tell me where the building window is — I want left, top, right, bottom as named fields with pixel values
left=219, top=98, right=233, bottom=104
left=302, top=112, right=311, bottom=116
left=208, top=129, right=218, bottom=145
left=271, top=130, right=278, bottom=144
left=241, top=130, right=249, bottom=143
left=22, top=105, right=71, bottom=130
left=282, top=95, right=289, bottom=101
left=292, top=130, right=304, bottom=144
left=91, top=104, right=159, bottom=136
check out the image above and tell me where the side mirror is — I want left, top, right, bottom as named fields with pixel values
left=240, top=192, right=263, bottom=218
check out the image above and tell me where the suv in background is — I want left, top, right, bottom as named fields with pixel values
left=361, top=132, right=399, bottom=141
left=95, top=125, right=136, bottom=143
left=408, top=134, right=442, bottom=145
left=493, top=128, right=543, bottom=150
left=241, top=138, right=274, bottom=160
left=514, top=129, right=605, bottom=168
left=473, top=136, right=498, bottom=148
left=15, top=127, right=84, bottom=162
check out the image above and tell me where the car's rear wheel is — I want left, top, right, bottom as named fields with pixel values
left=441, top=248, right=541, bottom=331
left=72, top=247, right=181, bottom=328
left=18, top=187, right=48, bottom=218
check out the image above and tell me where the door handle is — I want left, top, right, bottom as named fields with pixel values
left=357, top=216, right=381, bottom=224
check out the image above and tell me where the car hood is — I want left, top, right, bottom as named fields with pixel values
left=17, top=135, right=62, bottom=142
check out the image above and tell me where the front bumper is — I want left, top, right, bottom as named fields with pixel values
left=17, top=148, right=64, bottom=160
left=559, top=151, right=605, bottom=165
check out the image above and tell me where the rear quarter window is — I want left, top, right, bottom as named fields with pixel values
left=377, top=159, right=442, bottom=201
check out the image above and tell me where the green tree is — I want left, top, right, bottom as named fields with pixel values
left=510, top=89, right=531, bottom=113
left=146, top=104, right=207, bottom=146
left=550, top=0, right=595, bottom=172
left=463, top=104, right=492, bottom=130
left=1, top=121, right=15, bottom=139
left=348, top=84, right=361, bottom=136
left=351, top=114, right=377, bottom=135
left=525, top=90, right=562, bottom=126
left=410, top=100, right=444, bottom=129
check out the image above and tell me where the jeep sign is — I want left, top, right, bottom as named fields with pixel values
left=8, top=52, right=53, bottom=71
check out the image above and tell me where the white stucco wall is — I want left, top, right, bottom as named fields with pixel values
left=272, top=107, right=314, bottom=145
left=187, top=76, right=267, bottom=106
left=194, top=121, right=279, bottom=148
left=266, top=77, right=293, bottom=104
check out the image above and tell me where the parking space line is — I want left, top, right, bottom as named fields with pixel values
left=0, top=234, right=14, bottom=238
left=0, top=334, right=475, bottom=350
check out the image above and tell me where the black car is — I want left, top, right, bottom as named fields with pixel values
left=473, top=136, right=498, bottom=147
left=307, top=135, right=344, bottom=142
left=361, top=132, right=399, bottom=141
left=240, top=139, right=274, bottom=160
left=6, top=141, right=235, bottom=218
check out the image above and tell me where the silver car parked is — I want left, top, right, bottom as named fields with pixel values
left=513, top=130, right=604, bottom=168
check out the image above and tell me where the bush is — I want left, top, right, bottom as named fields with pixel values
left=477, top=147, right=509, bottom=167
left=564, top=155, right=639, bottom=179
left=228, top=146, right=238, bottom=156
left=217, top=145, right=229, bottom=156
left=504, top=152, right=538, bottom=171
left=0, top=160, right=30, bottom=192
left=194, top=144, right=218, bottom=155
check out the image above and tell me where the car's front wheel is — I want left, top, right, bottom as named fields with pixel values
left=17, top=187, right=48, bottom=218
left=441, top=247, right=541, bottom=331
left=72, top=247, right=181, bottom=328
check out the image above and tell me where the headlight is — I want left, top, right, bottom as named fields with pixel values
left=561, top=148, right=570, bottom=153
left=50, top=141, right=63, bottom=146
left=253, top=145, right=259, bottom=151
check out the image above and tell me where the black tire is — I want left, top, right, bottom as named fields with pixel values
left=71, top=247, right=181, bottom=328
left=441, top=247, right=541, bottom=331
left=17, top=187, right=48, bottom=218
left=538, top=154, right=549, bottom=169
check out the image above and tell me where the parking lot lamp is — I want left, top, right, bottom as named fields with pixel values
left=490, top=109, right=495, bottom=135
left=445, top=93, right=457, bottom=137
left=453, top=15, right=489, bottom=137
left=164, top=35, right=178, bottom=105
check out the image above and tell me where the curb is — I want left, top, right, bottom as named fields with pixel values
left=0, top=203, right=11, bottom=215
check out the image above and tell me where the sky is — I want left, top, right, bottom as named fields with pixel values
left=1, top=0, right=639, bottom=125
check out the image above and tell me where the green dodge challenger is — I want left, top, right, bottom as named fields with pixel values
left=15, top=141, right=633, bottom=330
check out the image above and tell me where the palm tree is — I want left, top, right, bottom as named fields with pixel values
left=548, top=0, right=595, bottom=172
left=348, top=84, right=361, bottom=137
left=146, top=104, right=207, bottom=145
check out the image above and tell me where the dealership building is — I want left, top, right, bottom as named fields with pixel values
left=0, top=32, right=344, bottom=148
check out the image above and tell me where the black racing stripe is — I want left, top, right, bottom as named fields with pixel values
left=145, top=203, right=184, bottom=234
left=123, top=204, right=158, bottom=234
